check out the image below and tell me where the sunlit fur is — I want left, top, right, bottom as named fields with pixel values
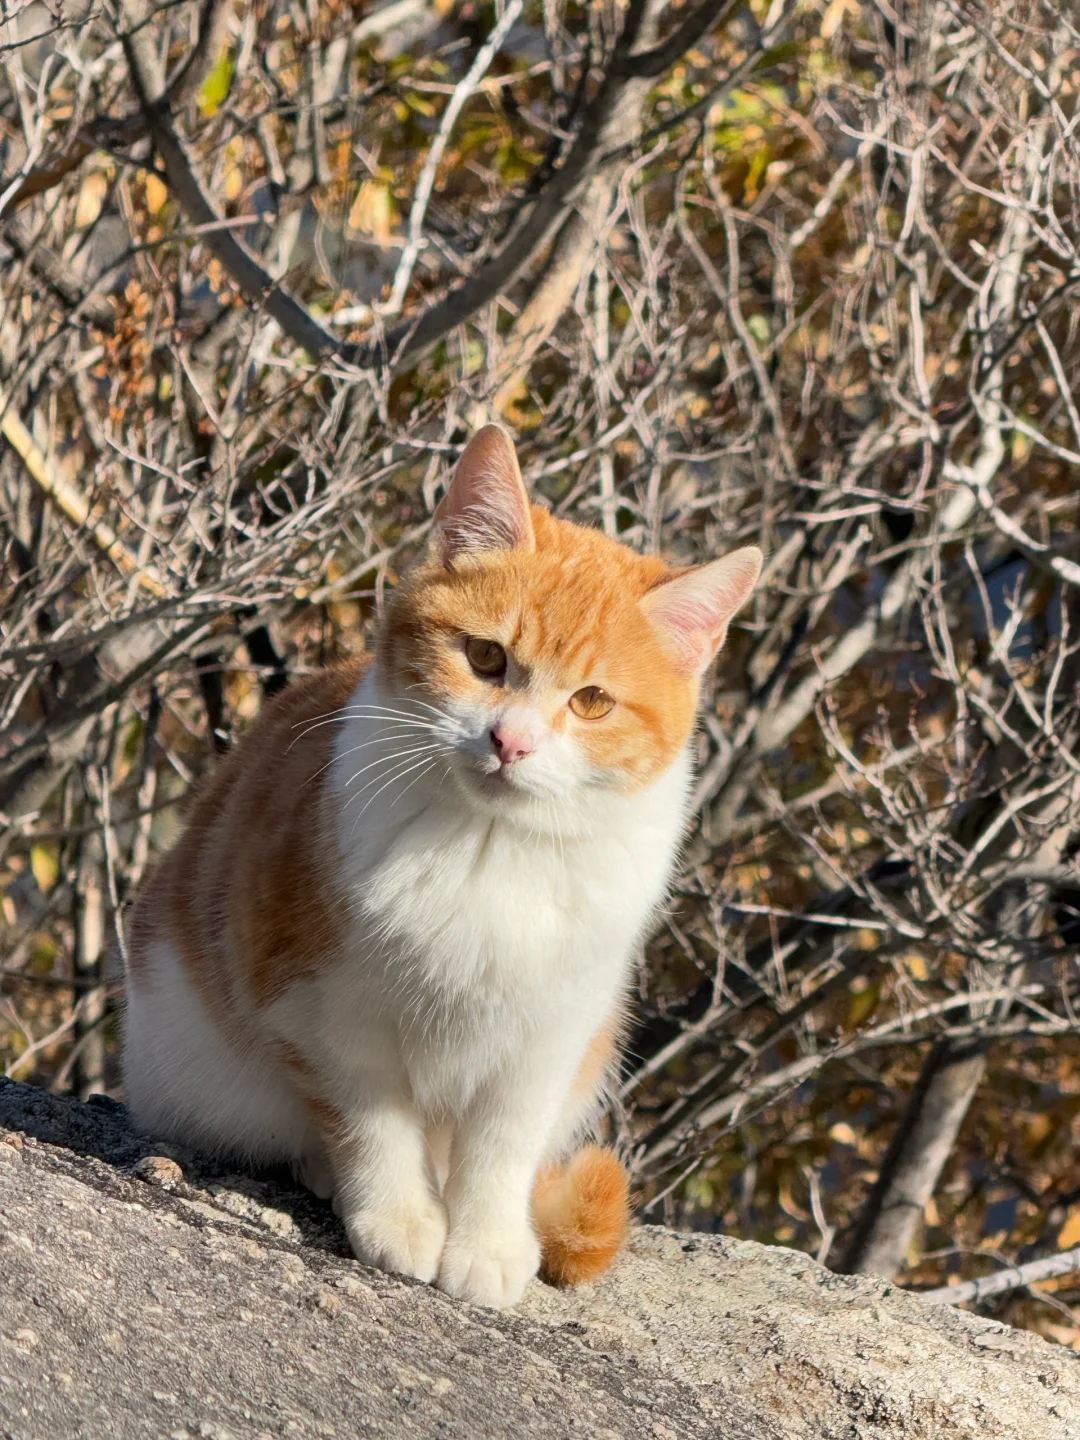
left=124, top=425, right=760, bottom=1310
left=533, top=1146, right=630, bottom=1286
left=378, top=505, right=698, bottom=808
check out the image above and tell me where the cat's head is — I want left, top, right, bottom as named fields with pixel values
left=376, top=426, right=760, bottom=818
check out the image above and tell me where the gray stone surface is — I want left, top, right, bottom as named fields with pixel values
left=0, top=1077, right=1078, bottom=1439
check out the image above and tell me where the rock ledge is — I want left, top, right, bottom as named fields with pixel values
left=0, top=1077, right=1077, bottom=1439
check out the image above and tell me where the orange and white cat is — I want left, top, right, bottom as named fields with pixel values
left=123, top=425, right=760, bottom=1308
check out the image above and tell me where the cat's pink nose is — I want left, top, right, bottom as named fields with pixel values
left=490, top=724, right=534, bottom=765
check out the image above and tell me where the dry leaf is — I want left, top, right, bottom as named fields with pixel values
left=1058, top=1207, right=1080, bottom=1250
left=348, top=180, right=396, bottom=245
left=821, top=0, right=859, bottom=40
left=145, top=174, right=168, bottom=213
left=30, top=843, right=59, bottom=894
left=75, top=171, right=108, bottom=229
left=902, top=952, right=930, bottom=982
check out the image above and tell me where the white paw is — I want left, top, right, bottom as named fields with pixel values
left=343, top=1196, right=448, bottom=1283
left=437, top=1222, right=540, bottom=1309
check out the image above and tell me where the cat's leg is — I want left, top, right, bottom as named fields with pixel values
left=294, top=1142, right=336, bottom=1201
left=426, top=1120, right=454, bottom=1193
left=437, top=1042, right=578, bottom=1308
left=544, top=1013, right=621, bottom=1159
left=304, top=1073, right=448, bottom=1283
left=125, top=941, right=311, bottom=1164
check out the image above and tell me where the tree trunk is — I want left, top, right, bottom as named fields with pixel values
left=836, top=1035, right=987, bottom=1278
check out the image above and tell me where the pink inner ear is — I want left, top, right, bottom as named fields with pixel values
left=434, top=424, right=534, bottom=563
left=643, top=548, right=763, bottom=674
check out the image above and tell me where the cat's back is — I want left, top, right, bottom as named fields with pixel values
left=128, top=656, right=369, bottom=997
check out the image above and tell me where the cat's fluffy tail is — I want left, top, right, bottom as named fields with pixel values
left=532, top=1145, right=630, bottom=1286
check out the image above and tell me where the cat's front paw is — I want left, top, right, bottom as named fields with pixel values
left=343, top=1196, right=448, bottom=1283
left=437, top=1222, right=541, bottom=1308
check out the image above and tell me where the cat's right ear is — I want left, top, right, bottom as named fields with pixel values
left=643, top=547, right=763, bottom=676
left=431, top=425, right=535, bottom=566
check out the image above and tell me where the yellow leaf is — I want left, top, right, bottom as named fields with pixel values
left=145, top=173, right=168, bottom=212
left=75, top=170, right=108, bottom=229
left=902, top=951, right=930, bottom=981
left=1027, top=1112, right=1052, bottom=1148
left=1058, top=1207, right=1080, bottom=1250
left=685, top=1173, right=714, bottom=1208
left=844, top=978, right=881, bottom=1030
left=348, top=180, right=397, bottom=245
left=198, top=49, right=233, bottom=117
left=829, top=1122, right=857, bottom=1145
left=30, top=932, right=58, bottom=974
left=30, top=842, right=59, bottom=894
left=821, top=0, right=859, bottom=40
left=743, top=144, right=770, bottom=201
left=1011, top=428, right=1032, bottom=464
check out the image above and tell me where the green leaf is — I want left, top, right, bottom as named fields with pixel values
left=198, top=50, right=234, bottom=118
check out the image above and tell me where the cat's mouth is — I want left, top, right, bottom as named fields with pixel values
left=455, top=757, right=535, bottom=806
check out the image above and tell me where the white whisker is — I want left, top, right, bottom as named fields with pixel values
left=292, top=701, right=445, bottom=727
left=389, top=758, right=439, bottom=812
left=289, top=709, right=449, bottom=745
left=400, top=689, right=464, bottom=722
left=341, top=748, right=443, bottom=811
left=348, top=751, right=445, bottom=834
left=344, top=743, right=442, bottom=790
left=339, top=704, right=454, bottom=725
left=299, top=730, right=442, bottom=788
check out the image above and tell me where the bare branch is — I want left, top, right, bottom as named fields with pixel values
left=923, top=1247, right=1080, bottom=1307
left=119, top=2, right=343, bottom=362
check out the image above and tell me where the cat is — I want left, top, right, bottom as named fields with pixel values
left=123, top=424, right=761, bottom=1309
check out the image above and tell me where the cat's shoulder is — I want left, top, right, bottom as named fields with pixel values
left=260, top=654, right=371, bottom=734
left=165, top=654, right=371, bottom=834
left=234, top=653, right=373, bottom=796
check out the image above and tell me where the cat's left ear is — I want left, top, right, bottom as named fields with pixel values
left=643, top=548, right=763, bottom=675
left=432, top=425, right=535, bottom=566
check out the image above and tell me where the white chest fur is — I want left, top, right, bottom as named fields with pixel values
left=310, top=674, right=691, bottom=1115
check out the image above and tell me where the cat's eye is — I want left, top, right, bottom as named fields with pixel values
left=465, top=636, right=507, bottom=678
left=569, top=686, right=615, bottom=720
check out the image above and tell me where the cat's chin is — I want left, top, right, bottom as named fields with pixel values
left=448, top=755, right=588, bottom=817
left=453, top=762, right=538, bottom=809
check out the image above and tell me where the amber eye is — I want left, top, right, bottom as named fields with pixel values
left=569, top=686, right=615, bottom=720
left=465, top=637, right=507, bottom=678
